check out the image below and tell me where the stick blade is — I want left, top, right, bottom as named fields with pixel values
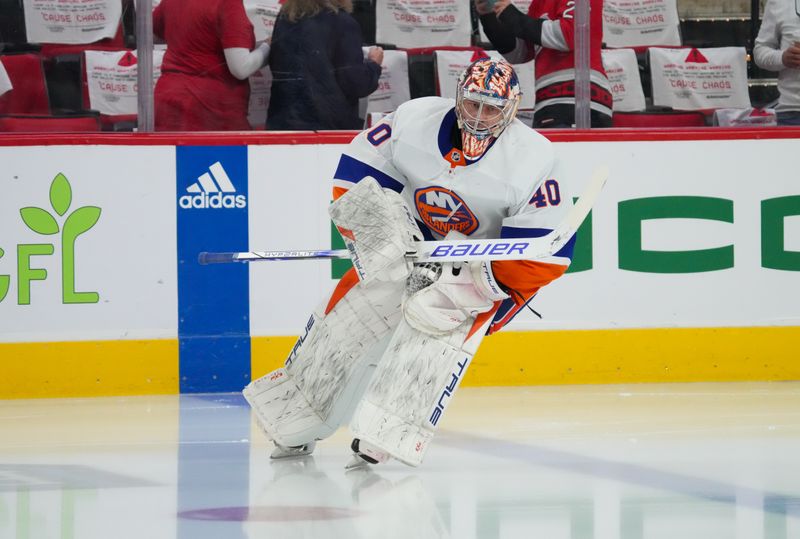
left=198, top=252, right=238, bottom=265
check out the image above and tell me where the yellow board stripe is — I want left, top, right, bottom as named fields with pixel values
left=0, top=339, right=179, bottom=399
left=469, top=326, right=800, bottom=385
left=252, top=326, right=800, bottom=386
left=3, top=326, right=797, bottom=399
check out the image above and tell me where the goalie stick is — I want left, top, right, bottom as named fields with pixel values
left=198, top=165, right=608, bottom=265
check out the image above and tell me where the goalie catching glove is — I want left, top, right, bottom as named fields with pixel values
left=403, top=256, right=509, bottom=336
left=329, top=177, right=421, bottom=283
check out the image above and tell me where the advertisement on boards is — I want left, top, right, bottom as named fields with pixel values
left=0, top=146, right=176, bottom=344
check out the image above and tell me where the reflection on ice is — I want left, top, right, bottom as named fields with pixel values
left=0, top=384, right=799, bottom=538
left=236, top=456, right=450, bottom=538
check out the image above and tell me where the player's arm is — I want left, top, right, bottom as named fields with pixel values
left=334, top=15, right=382, bottom=99
left=753, top=0, right=787, bottom=71
left=495, top=0, right=575, bottom=53
left=402, top=170, right=575, bottom=338
left=476, top=0, right=536, bottom=64
left=152, top=1, right=165, bottom=39
left=217, top=0, right=269, bottom=80
left=487, top=172, right=576, bottom=333
left=331, top=112, right=407, bottom=200
left=329, top=112, right=421, bottom=283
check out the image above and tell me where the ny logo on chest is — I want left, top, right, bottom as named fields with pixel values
left=414, top=186, right=479, bottom=236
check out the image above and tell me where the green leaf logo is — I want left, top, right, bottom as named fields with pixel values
left=19, top=173, right=78, bottom=236
left=20, top=207, right=59, bottom=235
left=13, top=171, right=103, bottom=305
left=64, top=206, right=102, bottom=235
left=50, top=173, right=72, bottom=216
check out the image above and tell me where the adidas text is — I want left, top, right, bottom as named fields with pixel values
left=179, top=192, right=247, bottom=209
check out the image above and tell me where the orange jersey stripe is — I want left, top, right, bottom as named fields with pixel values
left=491, top=259, right=568, bottom=304
left=466, top=303, right=501, bottom=341
left=332, top=186, right=349, bottom=201
left=337, top=226, right=355, bottom=241
left=324, top=267, right=360, bottom=315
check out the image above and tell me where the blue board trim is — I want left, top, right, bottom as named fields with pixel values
left=177, top=146, right=251, bottom=393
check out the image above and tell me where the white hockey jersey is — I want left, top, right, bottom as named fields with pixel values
left=331, top=97, right=576, bottom=333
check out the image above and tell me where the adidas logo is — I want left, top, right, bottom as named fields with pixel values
left=179, top=161, right=247, bottom=209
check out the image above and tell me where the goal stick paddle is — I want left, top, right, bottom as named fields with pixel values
left=198, top=165, right=609, bottom=265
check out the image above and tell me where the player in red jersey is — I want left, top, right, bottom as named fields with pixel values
left=153, top=0, right=269, bottom=131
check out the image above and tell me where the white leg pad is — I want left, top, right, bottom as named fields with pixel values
left=349, top=317, right=487, bottom=467
left=244, top=279, right=403, bottom=447
left=244, top=367, right=327, bottom=446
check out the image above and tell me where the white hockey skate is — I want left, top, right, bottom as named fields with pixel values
left=344, top=438, right=390, bottom=470
left=270, top=441, right=316, bottom=460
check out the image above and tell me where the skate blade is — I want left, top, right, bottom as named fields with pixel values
left=270, top=441, right=316, bottom=460
left=344, top=454, right=371, bottom=470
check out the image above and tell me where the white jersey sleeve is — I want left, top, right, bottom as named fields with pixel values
left=501, top=157, right=576, bottom=267
left=488, top=144, right=576, bottom=334
left=332, top=111, right=408, bottom=199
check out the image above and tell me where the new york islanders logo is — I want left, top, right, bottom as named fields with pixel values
left=415, top=187, right=479, bottom=236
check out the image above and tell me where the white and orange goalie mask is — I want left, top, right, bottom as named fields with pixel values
left=455, top=58, right=522, bottom=160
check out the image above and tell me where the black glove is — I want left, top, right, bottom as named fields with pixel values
left=479, top=12, right=517, bottom=54
left=497, top=4, right=544, bottom=45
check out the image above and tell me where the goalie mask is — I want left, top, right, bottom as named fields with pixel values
left=455, top=58, right=522, bottom=160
